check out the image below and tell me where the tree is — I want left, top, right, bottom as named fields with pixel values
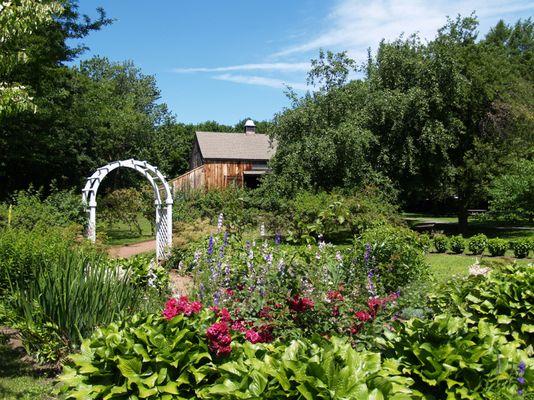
left=0, top=0, right=62, bottom=117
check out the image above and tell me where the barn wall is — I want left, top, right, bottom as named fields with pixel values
left=190, top=140, right=204, bottom=169
left=169, top=161, right=256, bottom=192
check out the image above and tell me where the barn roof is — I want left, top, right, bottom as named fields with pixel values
left=195, top=131, right=277, bottom=161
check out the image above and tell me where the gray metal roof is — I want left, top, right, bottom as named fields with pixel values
left=195, top=131, right=277, bottom=161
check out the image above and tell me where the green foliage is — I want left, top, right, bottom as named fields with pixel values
left=0, top=226, right=76, bottom=292
left=429, top=263, right=534, bottom=345
left=59, top=311, right=417, bottom=399
left=488, top=159, right=534, bottom=222
left=4, top=247, right=145, bottom=361
left=376, top=314, right=532, bottom=399
left=510, top=238, right=532, bottom=258
left=433, top=234, right=448, bottom=253
left=356, top=225, right=430, bottom=293
left=449, top=235, right=466, bottom=254
left=108, top=254, right=169, bottom=291
left=100, top=188, right=145, bottom=234
left=468, top=234, right=488, bottom=255
left=0, top=188, right=84, bottom=230
left=487, top=238, right=509, bottom=257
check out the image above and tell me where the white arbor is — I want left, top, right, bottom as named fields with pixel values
left=82, top=159, right=173, bottom=261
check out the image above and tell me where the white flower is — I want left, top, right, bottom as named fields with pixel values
left=469, top=258, right=490, bottom=276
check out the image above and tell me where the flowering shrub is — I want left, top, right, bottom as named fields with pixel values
left=108, top=254, right=169, bottom=291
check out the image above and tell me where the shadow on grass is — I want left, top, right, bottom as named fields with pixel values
left=0, top=341, right=55, bottom=399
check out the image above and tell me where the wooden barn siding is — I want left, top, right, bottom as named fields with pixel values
left=170, top=161, right=254, bottom=192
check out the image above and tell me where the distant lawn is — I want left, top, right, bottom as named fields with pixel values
left=426, top=253, right=532, bottom=283
left=0, top=344, right=55, bottom=400
left=98, top=214, right=154, bottom=246
left=402, top=212, right=534, bottom=240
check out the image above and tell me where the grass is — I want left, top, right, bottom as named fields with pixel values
left=0, top=343, right=55, bottom=400
left=426, top=252, right=532, bottom=283
left=98, top=214, right=154, bottom=246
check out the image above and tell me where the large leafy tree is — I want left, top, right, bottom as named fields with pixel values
left=267, top=16, right=533, bottom=229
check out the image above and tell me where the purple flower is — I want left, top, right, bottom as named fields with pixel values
left=213, top=291, right=220, bottom=306
left=518, top=389, right=523, bottom=396
left=364, top=243, right=371, bottom=265
left=207, top=235, right=214, bottom=256
left=199, top=283, right=205, bottom=299
left=519, top=361, right=526, bottom=374
left=275, top=233, right=281, bottom=245
left=517, top=377, right=526, bottom=385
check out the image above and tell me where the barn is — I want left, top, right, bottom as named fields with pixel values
left=169, top=120, right=277, bottom=191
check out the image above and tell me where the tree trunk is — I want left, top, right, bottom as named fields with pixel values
left=458, top=202, right=469, bottom=234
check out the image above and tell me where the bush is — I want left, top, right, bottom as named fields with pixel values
left=511, top=239, right=531, bottom=258
left=487, top=238, right=508, bottom=257
left=376, top=314, right=532, bottom=399
left=59, top=307, right=417, bottom=399
left=107, top=254, right=169, bottom=291
left=449, top=235, right=465, bottom=254
left=433, top=234, right=448, bottom=253
left=468, top=234, right=488, bottom=255
left=356, top=225, right=430, bottom=293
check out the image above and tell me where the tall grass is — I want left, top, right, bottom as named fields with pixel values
left=8, top=249, right=141, bottom=346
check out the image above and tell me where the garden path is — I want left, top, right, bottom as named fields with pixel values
left=107, top=239, right=156, bottom=258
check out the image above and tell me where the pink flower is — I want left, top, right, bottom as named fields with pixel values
left=163, top=296, right=203, bottom=320
left=206, top=322, right=232, bottom=357
left=245, top=329, right=261, bottom=343
left=327, top=290, right=344, bottom=302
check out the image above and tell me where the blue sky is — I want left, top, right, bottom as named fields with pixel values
left=72, top=0, right=533, bottom=124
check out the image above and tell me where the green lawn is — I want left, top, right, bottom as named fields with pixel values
left=0, top=344, right=55, bottom=400
left=98, top=214, right=154, bottom=246
left=426, top=253, right=532, bottom=283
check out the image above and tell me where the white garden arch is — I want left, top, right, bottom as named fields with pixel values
left=82, top=159, right=173, bottom=261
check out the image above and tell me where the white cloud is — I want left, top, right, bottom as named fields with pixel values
left=173, top=62, right=310, bottom=73
left=273, top=0, right=534, bottom=59
left=213, top=74, right=308, bottom=91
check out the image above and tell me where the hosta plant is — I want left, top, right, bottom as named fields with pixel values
left=430, top=263, right=534, bottom=345
left=59, top=302, right=419, bottom=399
left=376, top=314, right=533, bottom=399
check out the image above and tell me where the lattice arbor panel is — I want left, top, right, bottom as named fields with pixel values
left=82, top=159, right=173, bottom=262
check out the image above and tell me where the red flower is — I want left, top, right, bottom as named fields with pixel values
left=288, top=295, right=314, bottom=312
left=225, top=288, right=235, bottom=297
left=327, top=290, right=344, bottom=302
left=355, top=310, right=371, bottom=322
left=220, top=308, right=232, bottom=322
left=231, top=320, right=247, bottom=333
left=163, top=296, right=202, bottom=320
left=206, top=322, right=232, bottom=357
left=245, top=329, right=261, bottom=343
left=258, top=306, right=273, bottom=319
left=332, top=306, right=340, bottom=317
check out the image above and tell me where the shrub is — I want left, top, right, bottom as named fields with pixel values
left=107, top=254, right=169, bottom=291
left=449, top=235, right=465, bottom=254
left=417, top=233, right=432, bottom=253
left=468, top=234, right=488, bottom=255
left=433, top=234, right=448, bottom=253
left=511, top=239, right=531, bottom=258
left=487, top=238, right=508, bottom=257
left=376, top=314, right=533, bottom=399
left=59, top=308, right=417, bottom=399
left=356, top=225, right=430, bottom=293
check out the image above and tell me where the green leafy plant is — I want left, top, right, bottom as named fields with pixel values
left=376, top=314, right=533, bottom=399
left=487, top=238, right=508, bottom=257
left=449, top=235, right=466, bottom=254
left=429, top=263, right=534, bottom=345
left=468, top=234, right=488, bottom=255
left=433, top=234, right=448, bottom=253
left=510, top=239, right=531, bottom=258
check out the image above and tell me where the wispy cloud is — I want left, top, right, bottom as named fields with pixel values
left=213, top=74, right=308, bottom=91
left=173, top=62, right=309, bottom=73
left=273, top=0, right=534, bottom=59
